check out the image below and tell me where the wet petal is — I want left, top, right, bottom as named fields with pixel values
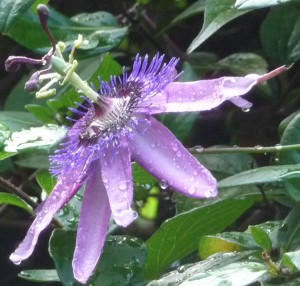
left=143, top=66, right=287, bottom=114
left=130, top=115, right=217, bottom=198
left=72, top=160, right=111, bottom=284
left=10, top=154, right=94, bottom=264
left=100, top=136, right=137, bottom=227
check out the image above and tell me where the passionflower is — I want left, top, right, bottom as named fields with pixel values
left=8, top=51, right=286, bottom=283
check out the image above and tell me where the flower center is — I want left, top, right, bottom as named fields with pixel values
left=79, top=81, right=142, bottom=142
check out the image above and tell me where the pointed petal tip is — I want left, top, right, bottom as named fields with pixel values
left=257, top=65, right=288, bottom=83
left=73, top=268, right=89, bottom=284
left=9, top=252, right=23, bottom=265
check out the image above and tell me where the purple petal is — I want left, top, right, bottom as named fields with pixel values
left=72, top=160, right=111, bottom=284
left=10, top=154, right=94, bottom=265
left=145, top=76, right=259, bottom=113
left=100, top=136, right=137, bottom=227
left=142, top=66, right=287, bottom=114
left=130, top=115, right=217, bottom=198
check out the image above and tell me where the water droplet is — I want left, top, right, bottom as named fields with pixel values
left=255, top=145, right=263, bottom=150
left=76, top=269, right=83, bottom=277
left=119, top=182, right=127, bottom=191
left=172, top=143, right=178, bottom=151
left=177, top=265, right=186, bottom=273
left=102, top=177, right=109, bottom=183
left=159, top=180, right=168, bottom=190
left=194, top=145, right=204, bottom=152
left=188, top=186, right=197, bottom=195
left=242, top=107, right=250, bottom=112
left=177, top=151, right=182, bottom=157
left=275, top=144, right=282, bottom=150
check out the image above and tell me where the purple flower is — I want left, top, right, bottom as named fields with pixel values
left=9, top=54, right=286, bottom=283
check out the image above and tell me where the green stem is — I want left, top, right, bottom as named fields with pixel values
left=188, top=144, right=300, bottom=155
left=51, top=55, right=100, bottom=102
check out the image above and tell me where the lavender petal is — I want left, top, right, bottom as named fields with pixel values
left=9, top=155, right=93, bottom=264
left=130, top=115, right=217, bottom=198
left=72, top=160, right=111, bottom=284
left=144, top=76, right=260, bottom=113
left=100, top=136, right=137, bottom=227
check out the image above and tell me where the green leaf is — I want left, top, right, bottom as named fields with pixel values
left=25, top=104, right=55, bottom=123
left=217, top=53, right=268, bottom=75
left=36, top=170, right=56, bottom=195
left=72, top=11, right=117, bottom=27
left=250, top=226, right=272, bottom=252
left=7, top=6, right=127, bottom=53
left=196, top=149, right=254, bottom=179
left=88, top=53, right=123, bottom=89
left=146, top=251, right=255, bottom=286
left=15, top=152, right=50, bottom=169
left=133, top=162, right=157, bottom=185
left=56, top=190, right=83, bottom=231
left=167, top=0, right=206, bottom=29
left=145, top=196, right=259, bottom=278
left=0, top=192, right=32, bottom=213
left=0, top=0, right=35, bottom=34
left=182, top=261, right=267, bottom=286
left=260, top=3, right=300, bottom=64
left=0, top=151, right=17, bottom=161
left=199, top=232, right=256, bottom=259
left=0, top=123, right=11, bottom=147
left=218, top=165, right=300, bottom=189
left=0, top=111, right=41, bottom=131
left=278, top=113, right=300, bottom=201
left=187, top=0, right=250, bottom=53
left=4, top=75, right=44, bottom=111
left=159, top=112, right=199, bottom=142
left=49, top=230, right=147, bottom=286
left=275, top=202, right=300, bottom=251
left=18, top=269, right=59, bottom=282
left=235, top=0, right=296, bottom=10
left=4, top=124, right=67, bottom=153
left=281, top=250, right=300, bottom=272
left=279, top=113, right=300, bottom=165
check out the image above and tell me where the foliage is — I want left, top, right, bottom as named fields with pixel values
left=1, top=0, right=300, bottom=285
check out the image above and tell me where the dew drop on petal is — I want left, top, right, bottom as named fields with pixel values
left=119, top=181, right=128, bottom=191
left=187, top=186, right=197, bottom=195
left=76, top=269, right=83, bottom=277
left=159, top=180, right=168, bottom=190
left=172, top=142, right=178, bottom=151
